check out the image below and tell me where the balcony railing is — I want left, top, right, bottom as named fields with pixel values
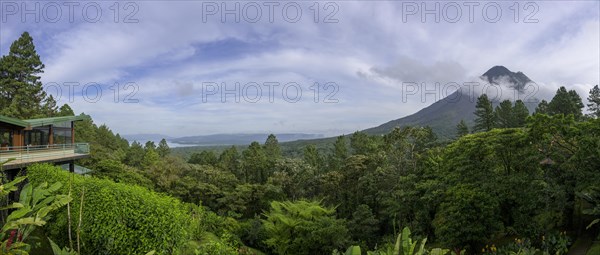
left=0, top=143, right=90, bottom=165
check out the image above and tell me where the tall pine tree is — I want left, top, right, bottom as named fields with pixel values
left=218, top=146, right=241, bottom=178
left=156, top=138, right=171, bottom=157
left=494, top=100, right=514, bottom=128
left=264, top=134, right=281, bottom=158
left=303, top=144, right=322, bottom=170
left=473, top=94, right=495, bottom=132
left=328, top=136, right=348, bottom=171
left=548, top=86, right=584, bottom=119
left=456, top=120, right=469, bottom=138
left=242, top=141, right=268, bottom=183
left=535, top=100, right=549, bottom=115
left=58, top=104, right=75, bottom=116
left=513, top=100, right=529, bottom=127
left=0, top=32, right=48, bottom=118
left=587, top=85, right=600, bottom=118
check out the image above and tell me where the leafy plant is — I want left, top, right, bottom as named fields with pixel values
left=542, top=231, right=570, bottom=255
left=344, top=245, right=361, bottom=255
left=577, top=186, right=600, bottom=229
left=342, top=227, right=449, bottom=255
left=49, top=239, right=77, bottom=255
left=0, top=170, right=71, bottom=254
left=394, top=227, right=427, bottom=255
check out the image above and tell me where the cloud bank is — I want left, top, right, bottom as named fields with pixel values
left=1, top=1, right=598, bottom=136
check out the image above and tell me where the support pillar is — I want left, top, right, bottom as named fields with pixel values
left=71, top=122, right=75, bottom=144
left=48, top=126, right=53, bottom=145
left=69, top=160, right=75, bottom=173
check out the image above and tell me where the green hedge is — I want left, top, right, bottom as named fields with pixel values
left=27, top=164, right=191, bottom=254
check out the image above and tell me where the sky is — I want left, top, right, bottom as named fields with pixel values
left=1, top=1, right=599, bottom=137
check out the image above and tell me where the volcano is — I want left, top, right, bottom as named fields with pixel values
left=362, top=66, right=538, bottom=139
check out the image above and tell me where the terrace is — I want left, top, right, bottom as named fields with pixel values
left=0, top=115, right=90, bottom=172
left=0, top=143, right=89, bottom=170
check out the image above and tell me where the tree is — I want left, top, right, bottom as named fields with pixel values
left=350, top=132, right=378, bottom=155
left=156, top=138, right=170, bottom=157
left=328, top=136, right=348, bottom=171
left=548, top=86, right=584, bottom=119
left=142, top=147, right=160, bottom=170
left=189, top=150, right=218, bottom=166
left=0, top=32, right=48, bottom=119
left=218, top=146, right=241, bottom=177
left=587, top=85, right=600, bottom=118
left=513, top=99, right=529, bottom=127
left=262, top=200, right=349, bottom=255
left=144, top=141, right=156, bottom=151
left=57, top=104, right=75, bottom=116
left=264, top=134, right=281, bottom=158
left=347, top=204, right=379, bottom=249
left=41, top=95, right=58, bottom=117
left=433, top=185, right=502, bottom=252
left=456, top=120, right=469, bottom=138
left=124, top=141, right=145, bottom=168
left=268, top=158, right=316, bottom=200
left=535, top=100, right=550, bottom=115
left=333, top=136, right=348, bottom=159
left=473, top=94, right=495, bottom=132
left=303, top=144, right=323, bottom=171
left=264, top=134, right=281, bottom=170
left=494, top=100, right=514, bottom=128
left=242, top=142, right=269, bottom=183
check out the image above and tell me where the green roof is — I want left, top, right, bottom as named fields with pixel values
left=24, top=115, right=90, bottom=127
left=0, top=115, right=29, bottom=128
left=0, top=115, right=90, bottom=128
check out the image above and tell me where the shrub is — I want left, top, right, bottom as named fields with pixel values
left=27, top=164, right=191, bottom=254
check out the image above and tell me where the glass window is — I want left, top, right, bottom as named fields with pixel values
left=0, top=129, right=12, bottom=148
left=53, top=121, right=71, bottom=128
left=25, top=126, right=50, bottom=146
left=53, top=128, right=72, bottom=144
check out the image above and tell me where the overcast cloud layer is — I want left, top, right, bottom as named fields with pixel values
left=1, top=1, right=598, bottom=137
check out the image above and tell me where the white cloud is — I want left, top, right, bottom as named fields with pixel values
left=1, top=1, right=598, bottom=136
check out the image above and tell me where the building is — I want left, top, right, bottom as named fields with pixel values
left=0, top=115, right=90, bottom=175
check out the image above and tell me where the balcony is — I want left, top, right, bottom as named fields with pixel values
left=0, top=143, right=90, bottom=170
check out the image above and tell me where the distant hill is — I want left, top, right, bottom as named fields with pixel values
left=123, top=134, right=172, bottom=142
left=171, top=133, right=324, bottom=145
left=362, top=65, right=539, bottom=139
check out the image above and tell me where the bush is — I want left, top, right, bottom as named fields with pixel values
left=27, top=164, right=191, bottom=254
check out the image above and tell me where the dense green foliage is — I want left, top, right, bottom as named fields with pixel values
left=262, top=200, right=348, bottom=254
left=27, top=164, right=192, bottom=254
left=143, top=108, right=598, bottom=254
